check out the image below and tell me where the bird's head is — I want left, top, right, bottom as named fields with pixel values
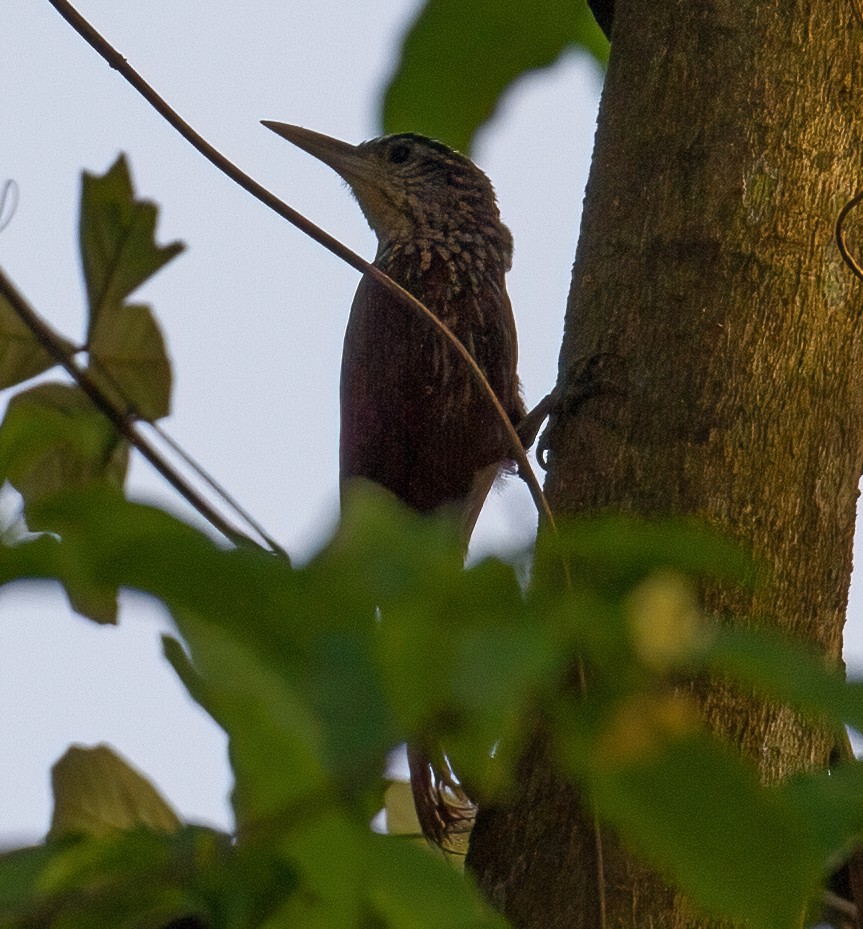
left=262, top=122, right=512, bottom=268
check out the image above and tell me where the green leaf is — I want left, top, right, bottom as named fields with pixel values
left=28, top=488, right=276, bottom=615
left=79, top=155, right=183, bottom=338
left=382, top=0, right=608, bottom=153
left=533, top=513, right=755, bottom=600
left=88, top=303, right=172, bottom=420
left=0, top=384, right=127, bottom=621
left=0, top=383, right=127, bottom=506
left=569, top=700, right=823, bottom=929
left=275, top=811, right=368, bottom=927
left=11, top=488, right=503, bottom=816
left=0, top=280, right=74, bottom=390
left=371, top=546, right=549, bottom=795
left=6, top=483, right=858, bottom=929
left=64, top=580, right=120, bottom=626
left=0, top=827, right=228, bottom=929
left=784, top=761, right=863, bottom=872
left=269, top=810, right=504, bottom=929
left=700, top=625, right=863, bottom=735
left=366, top=830, right=506, bottom=929
left=164, top=621, right=332, bottom=828
left=0, top=843, right=60, bottom=918
left=0, top=487, right=517, bottom=925
left=49, top=744, right=181, bottom=840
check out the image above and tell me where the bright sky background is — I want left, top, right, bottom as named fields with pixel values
left=2, top=1, right=861, bottom=844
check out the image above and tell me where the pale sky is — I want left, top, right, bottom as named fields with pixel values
left=2, top=1, right=860, bottom=843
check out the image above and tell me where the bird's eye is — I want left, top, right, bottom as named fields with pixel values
left=388, top=142, right=412, bottom=164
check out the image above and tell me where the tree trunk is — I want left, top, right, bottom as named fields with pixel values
left=467, top=1, right=863, bottom=927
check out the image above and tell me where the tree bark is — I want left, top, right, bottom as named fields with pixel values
left=467, top=1, right=863, bottom=927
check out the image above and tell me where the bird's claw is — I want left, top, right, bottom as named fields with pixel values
left=519, top=352, right=624, bottom=472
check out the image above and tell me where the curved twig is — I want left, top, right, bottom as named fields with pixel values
left=836, top=189, right=863, bottom=282
left=45, top=0, right=554, bottom=534
left=0, top=181, right=19, bottom=233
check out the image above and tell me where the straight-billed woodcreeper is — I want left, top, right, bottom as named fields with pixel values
left=262, top=121, right=525, bottom=848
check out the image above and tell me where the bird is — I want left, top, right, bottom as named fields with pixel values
left=262, top=121, right=525, bottom=849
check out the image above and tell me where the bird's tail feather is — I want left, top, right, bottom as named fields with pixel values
left=406, top=744, right=476, bottom=854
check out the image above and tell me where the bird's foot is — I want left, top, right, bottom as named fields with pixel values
left=520, top=352, right=624, bottom=472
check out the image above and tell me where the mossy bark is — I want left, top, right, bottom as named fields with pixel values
left=467, top=1, right=863, bottom=926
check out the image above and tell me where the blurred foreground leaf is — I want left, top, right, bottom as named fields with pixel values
left=701, top=626, right=863, bottom=735
left=567, top=706, right=824, bottom=929
left=0, top=487, right=862, bottom=929
left=382, top=0, right=608, bottom=152
left=0, top=826, right=230, bottom=929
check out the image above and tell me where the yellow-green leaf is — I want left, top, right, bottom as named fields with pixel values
left=49, top=744, right=181, bottom=840
left=383, top=779, right=421, bottom=837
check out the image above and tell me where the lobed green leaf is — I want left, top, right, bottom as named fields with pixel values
left=79, top=155, right=183, bottom=337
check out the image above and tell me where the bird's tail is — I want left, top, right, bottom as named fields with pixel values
left=406, top=745, right=476, bottom=855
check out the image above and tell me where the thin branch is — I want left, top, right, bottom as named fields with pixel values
left=45, top=0, right=555, bottom=534
left=0, top=268, right=263, bottom=552
left=146, top=419, right=288, bottom=557
left=84, top=354, right=288, bottom=556
left=837, top=190, right=863, bottom=282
